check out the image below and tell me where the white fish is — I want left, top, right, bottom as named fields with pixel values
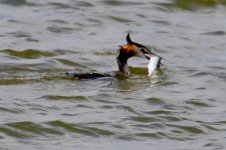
left=148, top=56, right=160, bottom=77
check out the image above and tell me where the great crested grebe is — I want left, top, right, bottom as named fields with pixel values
left=66, top=33, right=161, bottom=79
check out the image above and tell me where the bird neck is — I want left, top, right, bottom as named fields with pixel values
left=116, top=50, right=130, bottom=75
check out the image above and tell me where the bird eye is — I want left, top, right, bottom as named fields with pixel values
left=140, top=48, right=145, bottom=53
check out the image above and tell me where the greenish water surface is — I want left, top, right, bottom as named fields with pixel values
left=0, top=0, right=226, bottom=150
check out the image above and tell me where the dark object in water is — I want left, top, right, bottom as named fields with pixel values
left=66, top=72, right=112, bottom=79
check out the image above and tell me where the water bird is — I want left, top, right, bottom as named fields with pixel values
left=66, top=33, right=161, bottom=79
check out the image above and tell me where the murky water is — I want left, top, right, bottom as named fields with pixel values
left=0, top=0, right=226, bottom=150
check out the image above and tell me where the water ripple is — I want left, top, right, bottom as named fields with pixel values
left=108, top=16, right=133, bottom=23
left=7, top=121, right=63, bottom=135
left=168, top=124, right=205, bottom=134
left=2, top=49, right=56, bottom=59
left=156, top=0, right=226, bottom=11
left=102, top=0, right=144, bottom=6
left=41, top=95, right=87, bottom=101
left=0, top=126, right=29, bottom=139
left=186, top=99, right=213, bottom=107
left=0, top=0, right=39, bottom=7
left=47, top=25, right=75, bottom=34
left=129, top=116, right=160, bottom=123
left=0, top=107, right=23, bottom=114
left=135, top=132, right=167, bottom=139
left=203, top=30, right=226, bottom=36
left=46, top=120, right=98, bottom=137
left=47, top=2, right=77, bottom=9
left=8, top=31, right=31, bottom=38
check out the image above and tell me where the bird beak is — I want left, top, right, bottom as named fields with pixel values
left=140, top=48, right=162, bottom=69
left=141, top=48, right=160, bottom=60
left=144, top=51, right=157, bottom=60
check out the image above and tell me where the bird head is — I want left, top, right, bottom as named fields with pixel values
left=116, top=33, right=161, bottom=74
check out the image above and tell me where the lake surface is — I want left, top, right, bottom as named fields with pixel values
left=0, top=0, right=226, bottom=150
